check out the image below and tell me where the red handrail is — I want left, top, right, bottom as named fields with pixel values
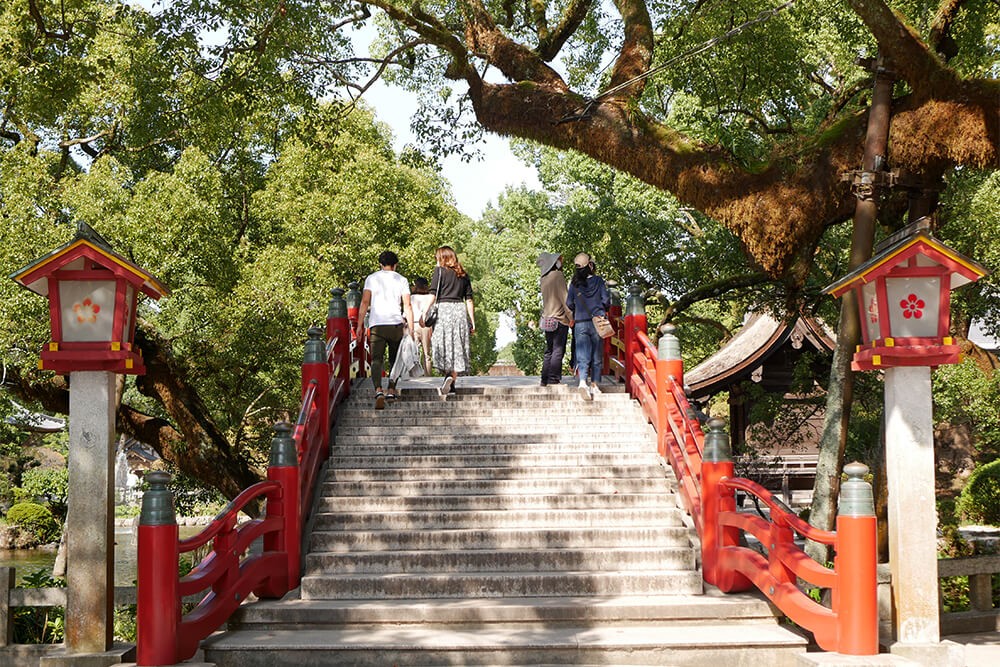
left=137, top=302, right=353, bottom=666
left=608, top=308, right=877, bottom=655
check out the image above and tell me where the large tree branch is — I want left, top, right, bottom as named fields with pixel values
left=131, top=326, right=262, bottom=502
left=605, top=0, right=654, bottom=100
left=846, top=0, right=999, bottom=104
left=537, top=0, right=594, bottom=62
left=28, top=0, right=72, bottom=41
left=928, top=0, right=966, bottom=56
left=469, top=80, right=860, bottom=277
left=660, top=271, right=772, bottom=324
left=457, top=0, right=566, bottom=90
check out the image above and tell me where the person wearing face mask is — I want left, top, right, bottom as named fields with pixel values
left=536, top=252, right=572, bottom=386
left=566, top=252, right=610, bottom=400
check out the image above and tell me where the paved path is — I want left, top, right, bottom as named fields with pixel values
left=945, top=631, right=1000, bottom=667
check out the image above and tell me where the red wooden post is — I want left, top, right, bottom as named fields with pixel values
left=345, top=281, right=366, bottom=378
left=623, top=284, right=647, bottom=398
left=834, top=462, right=879, bottom=655
left=136, top=471, right=180, bottom=666
left=656, top=324, right=682, bottom=458
left=327, top=288, right=352, bottom=401
left=700, top=418, right=733, bottom=587
left=302, top=326, right=330, bottom=456
left=264, top=422, right=300, bottom=592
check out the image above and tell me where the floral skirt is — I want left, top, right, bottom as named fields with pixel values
left=431, top=301, right=471, bottom=375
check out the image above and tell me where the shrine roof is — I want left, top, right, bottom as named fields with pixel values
left=685, top=313, right=834, bottom=398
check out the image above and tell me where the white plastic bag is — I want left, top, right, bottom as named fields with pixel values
left=390, top=335, right=424, bottom=381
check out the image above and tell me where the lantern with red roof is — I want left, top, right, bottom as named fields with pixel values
left=9, top=223, right=169, bottom=374
left=825, top=218, right=987, bottom=371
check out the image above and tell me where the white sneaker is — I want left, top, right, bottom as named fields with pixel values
left=590, top=383, right=601, bottom=398
left=578, top=379, right=591, bottom=401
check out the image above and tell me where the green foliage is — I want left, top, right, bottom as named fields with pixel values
left=12, top=569, right=65, bottom=645
left=18, top=467, right=68, bottom=516
left=4, top=502, right=60, bottom=544
left=164, top=470, right=226, bottom=518
left=958, top=459, right=1000, bottom=525
left=114, top=605, right=137, bottom=643
left=934, top=359, right=1000, bottom=462
left=510, top=322, right=545, bottom=377
left=469, top=309, right=498, bottom=376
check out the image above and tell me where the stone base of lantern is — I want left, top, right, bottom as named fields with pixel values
left=887, top=640, right=965, bottom=667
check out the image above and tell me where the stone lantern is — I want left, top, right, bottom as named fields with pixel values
left=10, top=222, right=169, bottom=374
left=825, top=217, right=986, bottom=370
left=9, top=222, right=168, bottom=663
left=824, top=218, right=986, bottom=662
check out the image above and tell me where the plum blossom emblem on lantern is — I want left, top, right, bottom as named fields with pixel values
left=900, top=293, right=924, bottom=320
left=73, top=297, right=101, bottom=324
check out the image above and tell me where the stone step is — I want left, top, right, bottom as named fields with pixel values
left=316, top=491, right=677, bottom=512
left=312, top=506, right=683, bottom=530
left=330, top=441, right=657, bottom=456
left=308, top=526, right=694, bottom=552
left=299, top=569, right=705, bottom=599
left=341, top=404, right=641, bottom=419
left=332, top=433, right=653, bottom=446
left=303, top=546, right=695, bottom=574
left=202, top=622, right=807, bottom=667
left=336, top=411, right=645, bottom=426
left=343, top=387, right=632, bottom=401
left=227, top=592, right=784, bottom=629
left=324, top=464, right=667, bottom=482
left=333, top=423, right=653, bottom=437
left=325, top=452, right=664, bottom=469
left=319, top=477, right=674, bottom=496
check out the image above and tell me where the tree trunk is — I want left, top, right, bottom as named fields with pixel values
left=806, top=57, right=894, bottom=563
left=6, top=327, right=264, bottom=513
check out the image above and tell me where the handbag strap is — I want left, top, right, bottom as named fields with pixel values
left=433, top=266, right=443, bottom=301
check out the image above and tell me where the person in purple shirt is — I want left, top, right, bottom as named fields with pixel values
left=566, top=252, right=610, bottom=400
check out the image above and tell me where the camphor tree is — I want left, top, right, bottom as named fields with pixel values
left=0, top=1, right=463, bottom=504
left=3, top=1, right=997, bottom=519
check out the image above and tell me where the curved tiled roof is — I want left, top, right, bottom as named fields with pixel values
left=685, top=313, right=834, bottom=397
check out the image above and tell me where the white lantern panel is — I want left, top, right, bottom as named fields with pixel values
left=885, top=277, right=940, bottom=338
left=59, top=280, right=116, bottom=342
left=861, top=282, right=880, bottom=342
left=124, top=284, right=136, bottom=339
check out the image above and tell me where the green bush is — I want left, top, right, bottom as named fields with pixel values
left=958, top=459, right=1000, bottom=525
left=19, top=467, right=68, bottom=518
left=5, top=502, right=60, bottom=544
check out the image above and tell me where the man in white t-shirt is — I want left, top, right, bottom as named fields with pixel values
left=356, top=251, right=413, bottom=409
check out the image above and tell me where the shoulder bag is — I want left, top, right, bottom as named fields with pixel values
left=422, top=269, right=441, bottom=327
left=592, top=312, right=614, bottom=339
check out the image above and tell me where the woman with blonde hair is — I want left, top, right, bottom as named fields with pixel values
left=421, top=245, right=475, bottom=395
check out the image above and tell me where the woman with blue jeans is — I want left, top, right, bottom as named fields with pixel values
left=566, top=253, right=610, bottom=400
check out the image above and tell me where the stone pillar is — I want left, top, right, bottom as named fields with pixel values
left=884, top=366, right=938, bottom=644
left=66, top=370, right=116, bottom=653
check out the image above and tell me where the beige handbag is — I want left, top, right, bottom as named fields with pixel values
left=592, top=315, right=614, bottom=339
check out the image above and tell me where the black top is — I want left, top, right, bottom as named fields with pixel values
left=430, top=266, right=473, bottom=303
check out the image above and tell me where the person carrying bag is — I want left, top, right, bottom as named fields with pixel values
left=537, top=252, right=573, bottom=386
left=566, top=253, right=611, bottom=400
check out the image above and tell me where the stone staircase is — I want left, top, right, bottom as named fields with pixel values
left=202, top=379, right=808, bottom=666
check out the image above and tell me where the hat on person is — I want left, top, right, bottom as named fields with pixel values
left=536, top=252, right=561, bottom=275
left=574, top=252, right=591, bottom=269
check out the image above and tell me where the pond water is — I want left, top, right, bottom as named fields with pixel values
left=0, top=525, right=202, bottom=586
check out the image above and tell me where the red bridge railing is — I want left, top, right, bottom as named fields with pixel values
left=608, top=285, right=878, bottom=655
left=135, top=289, right=354, bottom=665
